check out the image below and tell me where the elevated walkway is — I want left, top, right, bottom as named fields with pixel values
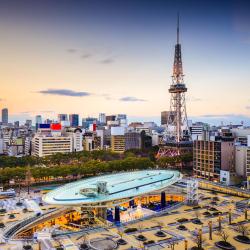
left=3, top=207, right=71, bottom=240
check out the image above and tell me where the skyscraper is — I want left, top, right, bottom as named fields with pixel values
left=99, top=113, right=106, bottom=124
left=35, top=115, right=42, bottom=131
left=1, top=108, right=8, bottom=124
left=161, top=111, right=176, bottom=125
left=58, top=114, right=68, bottom=123
left=69, top=114, right=79, bottom=127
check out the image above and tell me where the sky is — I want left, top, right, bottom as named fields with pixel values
left=0, top=0, right=250, bottom=125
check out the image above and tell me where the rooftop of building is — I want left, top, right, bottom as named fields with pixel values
left=43, top=170, right=182, bottom=206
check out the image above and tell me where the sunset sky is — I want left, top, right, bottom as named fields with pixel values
left=0, top=0, right=250, bottom=124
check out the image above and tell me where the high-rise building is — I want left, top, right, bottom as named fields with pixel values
left=116, top=114, right=127, bottom=121
left=2, top=108, right=8, bottom=124
left=106, top=115, right=116, bottom=123
left=25, top=120, right=32, bottom=128
left=35, top=115, right=42, bottom=131
left=14, top=121, right=19, bottom=128
left=69, top=114, right=79, bottom=127
left=190, top=122, right=208, bottom=141
left=125, top=132, right=141, bottom=150
left=58, top=114, right=68, bottom=123
left=44, top=119, right=52, bottom=124
left=82, top=117, right=97, bottom=129
left=193, top=132, right=234, bottom=181
left=161, top=111, right=176, bottom=125
left=64, top=127, right=83, bottom=152
left=99, top=113, right=106, bottom=124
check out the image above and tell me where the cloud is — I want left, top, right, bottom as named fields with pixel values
left=99, top=93, right=114, bottom=100
left=232, top=1, right=250, bottom=43
left=67, top=49, right=77, bottom=53
left=199, top=113, right=239, bottom=118
left=38, top=89, right=91, bottom=97
left=20, top=110, right=54, bottom=114
left=81, top=53, right=92, bottom=59
left=190, top=113, right=250, bottom=126
left=99, top=58, right=114, bottom=64
left=119, top=96, right=147, bottom=102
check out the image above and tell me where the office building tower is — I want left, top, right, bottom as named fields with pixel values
left=64, top=127, right=83, bottom=152
left=190, top=122, right=208, bottom=141
left=44, top=119, right=52, bottom=124
left=2, top=108, right=8, bottom=124
left=116, top=114, right=127, bottom=121
left=99, top=113, right=106, bottom=124
left=106, top=115, right=116, bottom=123
left=25, top=120, right=32, bottom=128
left=14, top=121, right=19, bottom=128
left=35, top=115, right=42, bottom=131
left=82, top=117, right=97, bottom=129
left=69, top=114, right=79, bottom=127
left=58, top=114, right=68, bottom=123
left=161, top=111, right=176, bottom=125
left=125, top=132, right=141, bottom=150
left=193, top=132, right=234, bottom=182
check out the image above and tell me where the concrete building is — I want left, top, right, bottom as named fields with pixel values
left=69, top=114, right=79, bottom=127
left=111, top=127, right=125, bottom=153
left=106, top=115, right=116, bottom=123
left=58, top=114, right=68, bottom=123
left=1, top=108, right=8, bottom=124
left=231, top=128, right=250, bottom=146
left=161, top=111, right=176, bottom=125
left=35, top=115, right=42, bottom=131
left=83, top=132, right=101, bottom=151
left=25, top=120, right=32, bottom=128
left=125, top=132, right=141, bottom=150
left=193, top=132, right=234, bottom=181
left=161, top=111, right=168, bottom=125
left=33, top=123, right=73, bottom=157
left=7, top=137, right=24, bottom=156
left=96, top=129, right=105, bottom=149
left=25, top=137, right=32, bottom=156
left=235, top=145, right=247, bottom=178
left=99, top=113, right=106, bottom=125
left=190, top=122, right=207, bottom=141
left=64, top=127, right=83, bottom=152
left=82, top=117, right=97, bottom=129
left=151, top=131, right=160, bottom=146
left=33, top=136, right=72, bottom=157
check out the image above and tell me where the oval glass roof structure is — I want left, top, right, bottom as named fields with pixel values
left=43, top=170, right=182, bottom=206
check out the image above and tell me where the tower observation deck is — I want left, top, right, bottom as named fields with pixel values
left=158, top=15, right=193, bottom=161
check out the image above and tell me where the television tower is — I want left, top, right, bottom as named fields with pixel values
left=158, top=15, right=192, bottom=159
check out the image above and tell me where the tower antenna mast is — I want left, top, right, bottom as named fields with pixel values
left=157, top=13, right=192, bottom=162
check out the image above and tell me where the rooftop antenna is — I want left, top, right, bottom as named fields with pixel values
left=177, top=12, right=180, bottom=44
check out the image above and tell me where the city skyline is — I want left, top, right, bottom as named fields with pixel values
left=0, top=0, right=250, bottom=125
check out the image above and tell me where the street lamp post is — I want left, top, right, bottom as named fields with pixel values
left=208, top=221, right=212, bottom=240
left=218, top=216, right=222, bottom=231
left=228, top=208, right=232, bottom=225
left=184, top=240, right=188, bottom=250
